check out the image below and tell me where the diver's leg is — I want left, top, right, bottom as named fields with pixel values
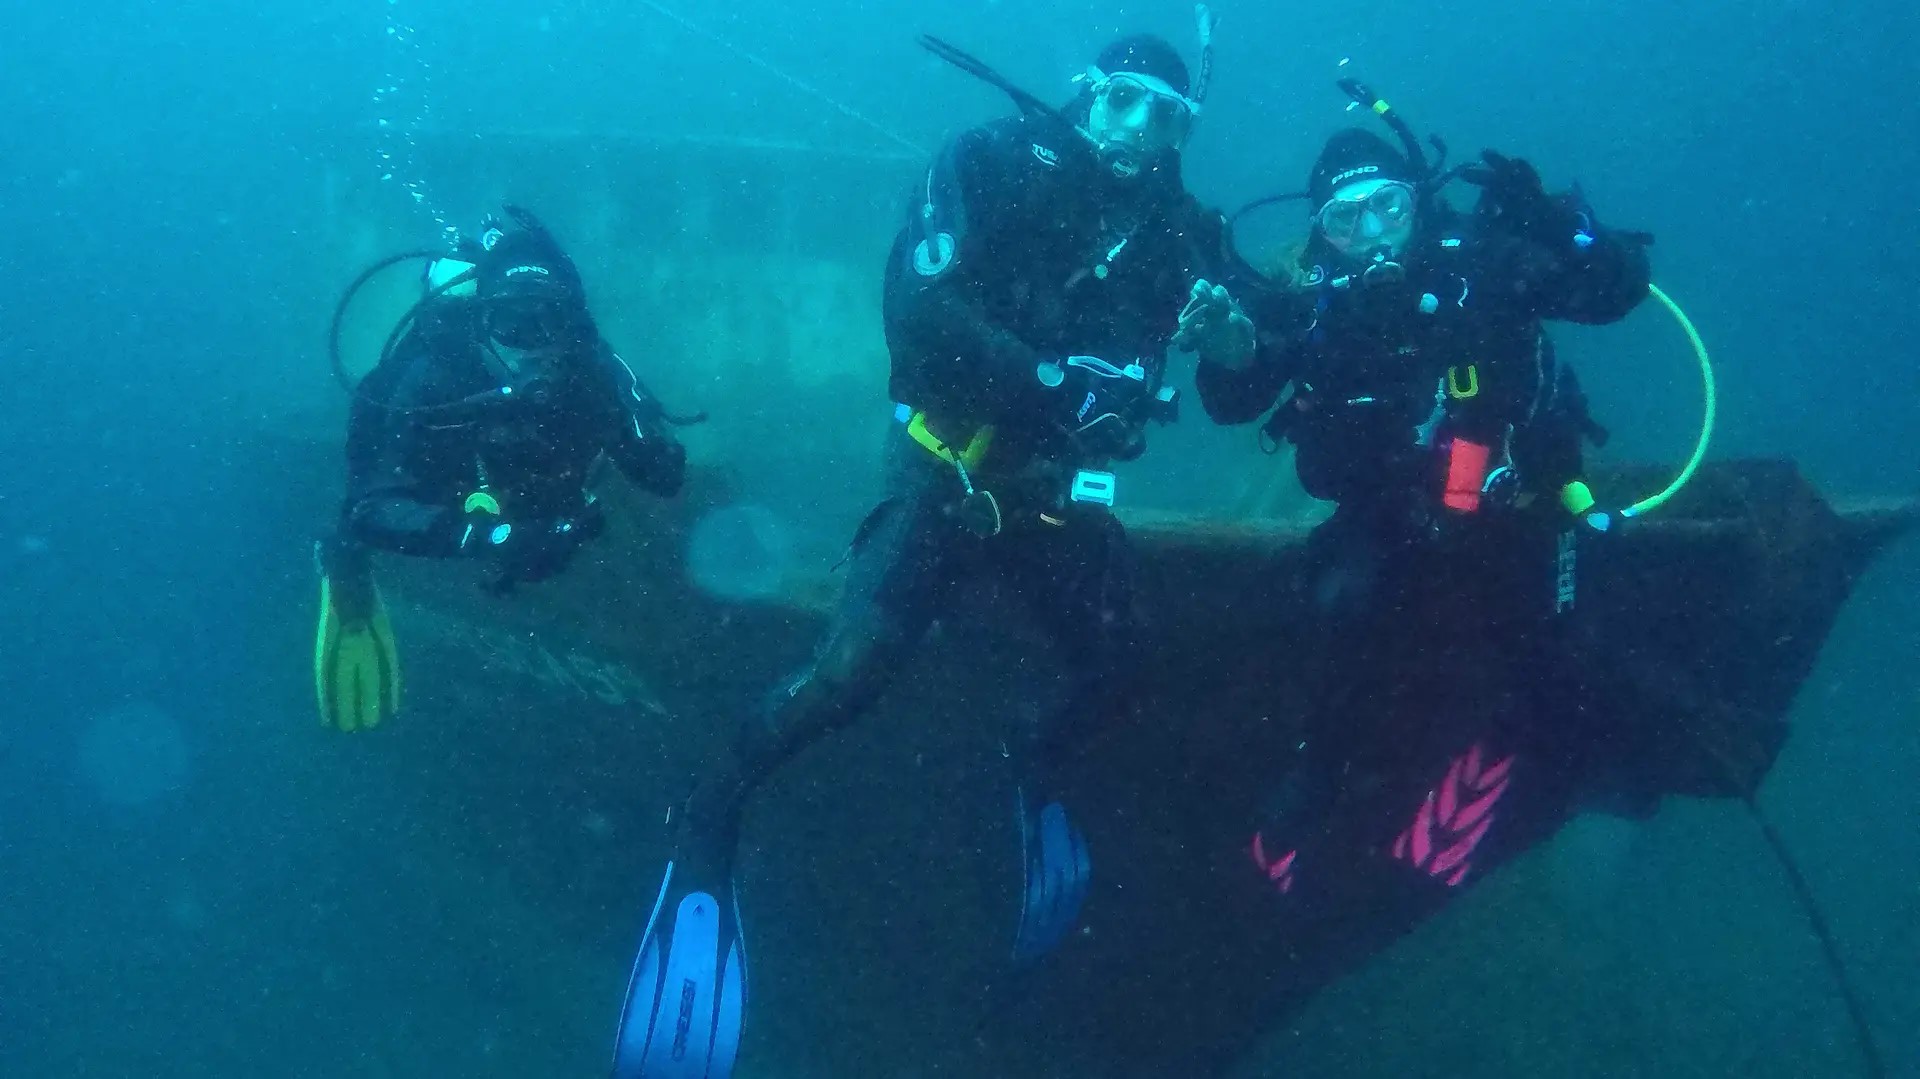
left=685, top=437, right=967, bottom=858
left=613, top=436, right=969, bottom=1078
left=1208, top=511, right=1463, bottom=1070
left=1242, top=504, right=1409, bottom=901
left=1125, top=510, right=1421, bottom=1075
left=1323, top=513, right=1579, bottom=903
left=1213, top=703, right=1548, bottom=1075
left=996, top=510, right=1140, bottom=963
left=1228, top=518, right=1589, bottom=1068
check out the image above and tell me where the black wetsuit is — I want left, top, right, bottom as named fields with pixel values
left=681, top=113, right=1233, bottom=901
left=1195, top=194, right=1651, bottom=1047
left=336, top=296, right=685, bottom=581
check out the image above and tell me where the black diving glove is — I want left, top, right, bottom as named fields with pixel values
left=1035, top=355, right=1156, bottom=460
left=1462, top=150, right=1587, bottom=253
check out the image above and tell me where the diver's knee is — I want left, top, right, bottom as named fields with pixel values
left=743, top=629, right=900, bottom=766
left=809, top=618, right=914, bottom=700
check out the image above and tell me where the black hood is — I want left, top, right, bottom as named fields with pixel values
left=1095, top=34, right=1191, bottom=96
left=1307, top=128, right=1417, bottom=208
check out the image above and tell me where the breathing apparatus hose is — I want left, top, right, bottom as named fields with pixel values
left=1614, top=284, right=1880, bottom=1074
left=328, top=250, right=446, bottom=392
left=329, top=249, right=709, bottom=427
left=1743, top=796, right=1887, bottom=1078
left=1619, top=284, right=1716, bottom=518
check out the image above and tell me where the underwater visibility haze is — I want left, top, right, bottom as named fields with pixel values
left=1, top=0, right=1916, bottom=1076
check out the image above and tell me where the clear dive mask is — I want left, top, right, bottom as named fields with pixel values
left=1079, top=66, right=1198, bottom=162
left=1315, top=179, right=1417, bottom=259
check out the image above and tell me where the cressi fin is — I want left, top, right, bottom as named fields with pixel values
left=611, top=861, right=748, bottom=1079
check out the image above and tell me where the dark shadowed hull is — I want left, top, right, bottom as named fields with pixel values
left=248, top=436, right=1914, bottom=1075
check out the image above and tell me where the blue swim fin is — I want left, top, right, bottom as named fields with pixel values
left=610, top=862, right=747, bottom=1079
left=1011, top=793, right=1092, bottom=964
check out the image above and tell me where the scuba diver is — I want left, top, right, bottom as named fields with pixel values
left=1193, top=86, right=1654, bottom=1062
left=314, top=205, right=689, bottom=733
left=610, top=24, right=1260, bottom=1079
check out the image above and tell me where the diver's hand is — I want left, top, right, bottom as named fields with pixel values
left=1174, top=279, right=1256, bottom=370
left=1463, top=150, right=1585, bottom=251
left=1036, top=355, right=1151, bottom=459
left=1462, top=150, right=1549, bottom=223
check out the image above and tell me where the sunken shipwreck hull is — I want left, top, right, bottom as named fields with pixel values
left=249, top=437, right=1914, bottom=1076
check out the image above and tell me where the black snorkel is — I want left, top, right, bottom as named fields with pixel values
left=918, top=5, right=1217, bottom=182
left=916, top=35, right=1069, bottom=127
left=1191, top=5, right=1218, bottom=111
left=1230, top=76, right=1452, bottom=231
left=1228, top=75, right=1453, bottom=286
left=917, top=34, right=1132, bottom=175
left=1334, top=78, right=1448, bottom=187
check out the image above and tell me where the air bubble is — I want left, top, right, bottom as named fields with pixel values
left=375, top=0, right=450, bottom=232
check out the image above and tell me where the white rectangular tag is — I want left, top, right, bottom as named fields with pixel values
left=1070, top=470, right=1117, bottom=507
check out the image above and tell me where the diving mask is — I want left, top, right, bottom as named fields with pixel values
left=1081, top=66, right=1197, bottom=158
left=486, top=295, right=575, bottom=351
left=1316, top=178, right=1417, bottom=259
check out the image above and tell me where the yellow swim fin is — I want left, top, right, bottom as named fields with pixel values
left=313, top=542, right=401, bottom=732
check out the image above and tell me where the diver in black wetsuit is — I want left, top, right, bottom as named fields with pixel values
left=1193, top=107, right=1652, bottom=1061
left=313, top=207, right=687, bottom=733
left=609, top=30, right=1259, bottom=1079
